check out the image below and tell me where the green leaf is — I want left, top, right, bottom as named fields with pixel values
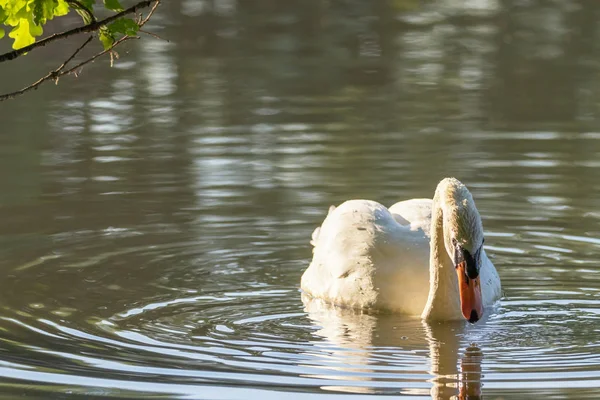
left=75, top=0, right=95, bottom=23
left=54, top=0, right=69, bottom=16
left=3, top=0, right=28, bottom=26
left=32, top=0, right=44, bottom=25
left=9, top=17, right=40, bottom=49
left=32, top=0, right=53, bottom=25
left=32, top=0, right=69, bottom=28
left=79, top=0, right=95, bottom=8
left=0, top=5, right=7, bottom=24
left=69, top=0, right=94, bottom=25
left=0, top=27, right=4, bottom=39
left=103, top=0, right=122, bottom=12
left=108, top=17, right=138, bottom=36
left=99, top=30, right=114, bottom=50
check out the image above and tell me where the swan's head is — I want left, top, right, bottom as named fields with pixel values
left=436, top=178, right=485, bottom=323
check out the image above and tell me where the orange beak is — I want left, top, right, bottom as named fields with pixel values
left=456, top=261, right=483, bottom=323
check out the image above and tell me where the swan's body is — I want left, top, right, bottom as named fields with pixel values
left=301, top=178, right=502, bottom=321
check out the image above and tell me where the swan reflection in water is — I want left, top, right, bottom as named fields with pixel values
left=303, top=294, right=484, bottom=399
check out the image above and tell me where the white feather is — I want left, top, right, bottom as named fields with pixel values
left=301, top=178, right=502, bottom=321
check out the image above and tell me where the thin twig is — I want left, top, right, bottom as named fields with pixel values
left=140, top=0, right=160, bottom=25
left=0, top=35, right=94, bottom=101
left=56, top=0, right=161, bottom=77
left=56, top=35, right=94, bottom=73
left=138, top=29, right=168, bottom=41
left=0, top=0, right=161, bottom=101
left=0, top=0, right=152, bottom=63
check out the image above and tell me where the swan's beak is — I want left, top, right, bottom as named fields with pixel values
left=456, top=261, right=483, bottom=323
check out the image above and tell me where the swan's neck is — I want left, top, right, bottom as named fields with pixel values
left=421, top=196, right=463, bottom=320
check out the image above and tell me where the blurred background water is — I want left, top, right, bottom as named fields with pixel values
left=1, top=0, right=600, bottom=398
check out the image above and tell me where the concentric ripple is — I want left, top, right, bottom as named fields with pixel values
left=0, top=208, right=599, bottom=400
left=3, top=123, right=600, bottom=399
left=3, top=1, right=600, bottom=397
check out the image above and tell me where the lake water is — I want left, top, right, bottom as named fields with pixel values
left=1, top=1, right=600, bottom=399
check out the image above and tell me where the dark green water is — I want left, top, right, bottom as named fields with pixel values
left=0, top=1, right=600, bottom=399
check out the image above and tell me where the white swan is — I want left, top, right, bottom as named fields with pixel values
left=301, top=177, right=501, bottom=322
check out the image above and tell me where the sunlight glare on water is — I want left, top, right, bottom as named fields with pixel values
left=0, top=1, right=600, bottom=399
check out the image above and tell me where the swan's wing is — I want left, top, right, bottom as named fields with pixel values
left=388, top=198, right=433, bottom=237
left=308, top=200, right=395, bottom=282
left=302, top=199, right=430, bottom=312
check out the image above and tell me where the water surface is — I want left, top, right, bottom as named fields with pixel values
left=1, top=1, right=600, bottom=399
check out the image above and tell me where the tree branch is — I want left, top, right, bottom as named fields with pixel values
left=56, top=35, right=95, bottom=74
left=0, top=0, right=153, bottom=63
left=62, top=35, right=133, bottom=78
left=0, top=0, right=161, bottom=101
left=0, top=35, right=94, bottom=101
left=138, top=29, right=168, bottom=42
left=139, top=0, right=160, bottom=26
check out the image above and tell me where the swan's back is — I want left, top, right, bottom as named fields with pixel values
left=389, top=198, right=433, bottom=236
left=301, top=199, right=431, bottom=313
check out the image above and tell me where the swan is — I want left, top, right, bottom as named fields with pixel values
left=300, top=177, right=501, bottom=323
